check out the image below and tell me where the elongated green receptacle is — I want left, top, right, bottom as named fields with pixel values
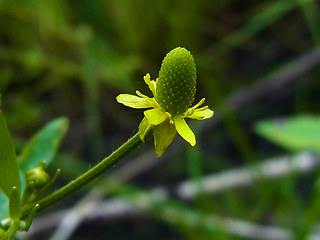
left=156, top=47, right=197, bottom=115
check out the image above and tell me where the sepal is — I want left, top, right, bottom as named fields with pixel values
left=153, top=121, right=177, bottom=157
left=138, top=117, right=152, bottom=141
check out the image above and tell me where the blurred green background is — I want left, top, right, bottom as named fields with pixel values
left=1, top=0, right=320, bottom=239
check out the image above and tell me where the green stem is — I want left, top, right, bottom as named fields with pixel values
left=21, top=133, right=142, bottom=218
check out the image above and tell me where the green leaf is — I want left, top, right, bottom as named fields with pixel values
left=18, top=118, right=68, bottom=198
left=255, top=115, right=320, bottom=153
left=18, top=117, right=69, bottom=174
left=0, top=110, right=20, bottom=197
left=0, top=191, right=8, bottom=220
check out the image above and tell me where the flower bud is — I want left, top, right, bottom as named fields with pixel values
left=156, top=47, right=197, bottom=115
left=25, top=162, right=50, bottom=190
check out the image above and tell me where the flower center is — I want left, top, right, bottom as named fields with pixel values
left=155, top=47, right=197, bottom=115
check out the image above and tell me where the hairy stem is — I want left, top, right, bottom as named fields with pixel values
left=21, top=133, right=143, bottom=218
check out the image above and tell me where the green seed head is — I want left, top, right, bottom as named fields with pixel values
left=156, top=47, right=197, bottom=115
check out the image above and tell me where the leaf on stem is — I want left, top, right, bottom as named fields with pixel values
left=19, top=117, right=69, bottom=174
left=255, top=115, right=320, bottom=153
left=0, top=110, right=20, bottom=197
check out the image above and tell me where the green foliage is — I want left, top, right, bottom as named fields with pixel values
left=0, top=114, right=69, bottom=238
left=0, top=193, right=8, bottom=220
left=17, top=117, right=69, bottom=208
left=0, top=110, right=20, bottom=198
left=255, top=115, right=320, bottom=153
left=18, top=117, right=69, bottom=174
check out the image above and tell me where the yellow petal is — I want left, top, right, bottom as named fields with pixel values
left=174, top=116, right=196, bottom=146
left=143, top=73, right=156, bottom=95
left=116, top=94, right=152, bottom=109
left=188, top=108, right=214, bottom=120
left=144, top=108, right=168, bottom=125
left=153, top=121, right=177, bottom=157
left=143, top=73, right=151, bottom=85
left=149, top=80, right=156, bottom=95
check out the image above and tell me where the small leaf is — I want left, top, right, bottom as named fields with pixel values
left=19, top=117, right=69, bottom=174
left=0, top=110, right=20, bottom=197
left=255, top=115, right=320, bottom=153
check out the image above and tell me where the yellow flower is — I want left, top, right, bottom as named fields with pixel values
left=116, top=47, right=213, bottom=156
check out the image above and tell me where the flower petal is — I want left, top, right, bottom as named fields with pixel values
left=149, top=80, right=156, bottom=95
left=139, top=117, right=152, bottom=141
left=144, top=108, right=168, bottom=125
left=188, top=108, right=214, bottom=120
left=116, top=94, right=152, bottom=109
left=143, top=73, right=156, bottom=95
left=174, top=116, right=196, bottom=146
left=153, top=121, right=177, bottom=157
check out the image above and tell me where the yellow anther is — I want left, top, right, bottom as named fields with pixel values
left=165, top=112, right=172, bottom=118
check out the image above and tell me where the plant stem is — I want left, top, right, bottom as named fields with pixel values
left=21, top=133, right=143, bottom=218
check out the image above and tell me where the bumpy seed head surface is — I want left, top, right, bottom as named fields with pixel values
left=156, top=47, right=197, bottom=115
